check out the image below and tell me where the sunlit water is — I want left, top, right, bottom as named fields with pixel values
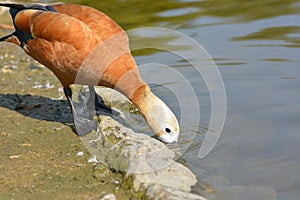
left=4, top=0, right=300, bottom=199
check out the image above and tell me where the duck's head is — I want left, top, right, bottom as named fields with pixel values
left=131, top=84, right=180, bottom=143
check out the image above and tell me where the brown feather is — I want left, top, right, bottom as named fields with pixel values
left=53, top=4, right=123, bottom=41
left=29, top=11, right=98, bottom=50
left=14, top=10, right=38, bottom=33
left=4, top=35, right=21, bottom=46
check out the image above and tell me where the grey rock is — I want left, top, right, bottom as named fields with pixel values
left=77, top=86, right=208, bottom=199
left=144, top=184, right=207, bottom=200
left=132, top=161, right=197, bottom=192
left=82, top=115, right=176, bottom=173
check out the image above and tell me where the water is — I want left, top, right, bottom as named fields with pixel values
left=4, top=0, right=300, bottom=199
left=94, top=1, right=299, bottom=199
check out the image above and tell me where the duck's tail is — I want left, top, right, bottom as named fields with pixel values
left=0, top=2, right=56, bottom=12
left=0, top=3, right=25, bottom=10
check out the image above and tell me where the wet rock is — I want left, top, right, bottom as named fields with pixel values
left=132, top=161, right=197, bottom=192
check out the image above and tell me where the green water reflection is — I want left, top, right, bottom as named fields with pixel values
left=59, top=0, right=300, bottom=23
left=233, top=26, right=300, bottom=48
left=56, top=0, right=300, bottom=48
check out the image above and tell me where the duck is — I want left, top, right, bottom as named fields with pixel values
left=0, top=3, right=179, bottom=143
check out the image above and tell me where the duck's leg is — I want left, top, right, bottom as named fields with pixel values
left=88, top=86, right=112, bottom=113
left=64, top=87, right=98, bottom=136
left=88, top=86, right=120, bottom=115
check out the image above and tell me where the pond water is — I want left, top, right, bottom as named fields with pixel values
left=2, top=0, right=300, bottom=199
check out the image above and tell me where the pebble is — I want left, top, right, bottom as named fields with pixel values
left=88, top=155, right=98, bottom=163
left=99, top=193, right=117, bottom=200
left=77, top=151, right=84, bottom=157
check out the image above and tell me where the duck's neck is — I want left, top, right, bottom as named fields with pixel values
left=130, top=84, right=153, bottom=110
left=129, top=84, right=165, bottom=133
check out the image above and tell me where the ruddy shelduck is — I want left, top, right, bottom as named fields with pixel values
left=0, top=3, right=179, bottom=143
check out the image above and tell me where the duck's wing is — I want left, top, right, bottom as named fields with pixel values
left=28, top=11, right=99, bottom=86
left=52, top=4, right=124, bottom=41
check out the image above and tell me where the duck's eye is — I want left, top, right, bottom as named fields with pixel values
left=165, top=128, right=171, bottom=133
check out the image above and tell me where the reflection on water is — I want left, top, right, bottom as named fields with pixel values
left=3, top=0, right=298, bottom=199
left=232, top=26, right=300, bottom=48
left=196, top=0, right=300, bottom=22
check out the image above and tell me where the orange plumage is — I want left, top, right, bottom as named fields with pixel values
left=0, top=3, right=179, bottom=143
